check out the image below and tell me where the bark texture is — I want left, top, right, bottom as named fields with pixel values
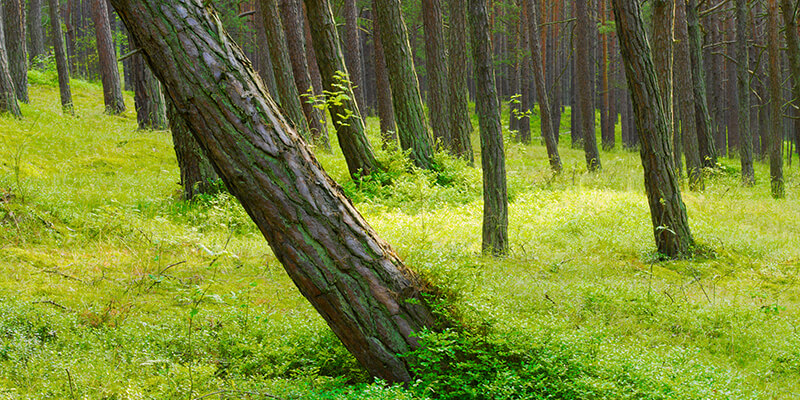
left=674, top=0, right=703, bottom=189
left=422, top=0, right=450, bottom=148
left=28, top=0, right=46, bottom=69
left=91, top=0, right=125, bottom=114
left=781, top=0, right=800, bottom=180
left=131, top=52, right=167, bottom=130
left=518, top=3, right=531, bottom=143
left=687, top=0, right=717, bottom=168
left=167, top=99, right=220, bottom=200
left=0, top=14, right=20, bottom=117
left=767, top=0, right=784, bottom=198
left=576, top=0, right=601, bottom=171
left=110, top=0, right=441, bottom=383
left=371, top=0, right=398, bottom=149
left=48, top=0, right=74, bottom=115
left=736, top=0, right=754, bottom=184
left=448, top=0, right=475, bottom=163
left=612, top=0, right=695, bottom=257
left=469, top=0, right=509, bottom=256
left=342, top=0, right=366, bottom=114
left=3, top=0, right=28, bottom=103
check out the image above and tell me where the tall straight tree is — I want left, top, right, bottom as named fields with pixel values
left=0, top=14, right=20, bottom=117
left=736, top=0, right=754, bottom=184
left=166, top=98, right=219, bottom=200
left=130, top=52, right=167, bottom=130
left=600, top=0, right=614, bottom=150
left=526, top=0, right=562, bottom=173
left=303, top=0, right=380, bottom=178
left=687, top=0, right=717, bottom=168
left=259, top=0, right=311, bottom=137
left=611, top=0, right=695, bottom=257
left=469, top=0, right=509, bottom=256
left=448, top=0, right=475, bottom=163
left=767, top=0, right=784, bottom=198
left=3, top=0, right=28, bottom=103
left=279, top=0, right=330, bottom=149
left=781, top=0, right=800, bottom=162
left=576, top=0, right=601, bottom=171
left=371, top=0, right=398, bottom=149
left=109, top=0, right=442, bottom=383
left=674, top=0, right=703, bottom=190
left=374, top=0, right=436, bottom=170
left=28, top=0, right=46, bottom=69
left=653, top=0, right=675, bottom=169
left=422, top=0, right=449, bottom=148
left=48, top=0, right=74, bottom=115
left=518, top=2, right=532, bottom=144
left=91, top=0, right=124, bottom=114
left=343, top=0, right=366, bottom=114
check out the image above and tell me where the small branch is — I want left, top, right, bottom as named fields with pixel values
left=238, top=10, right=256, bottom=18
left=33, top=300, right=72, bottom=312
left=43, top=264, right=86, bottom=284
left=118, top=48, right=141, bottom=62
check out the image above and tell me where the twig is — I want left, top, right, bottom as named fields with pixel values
left=544, top=293, right=557, bottom=306
left=238, top=10, right=256, bottom=18
left=33, top=300, right=71, bottom=312
left=43, top=265, right=86, bottom=284
left=118, top=48, right=141, bottom=62
left=66, top=368, right=76, bottom=399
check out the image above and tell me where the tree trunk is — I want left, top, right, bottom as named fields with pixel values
left=674, top=0, right=703, bottom=190
left=303, top=0, right=380, bottom=178
left=0, top=13, right=20, bottom=118
left=448, top=0, right=475, bottom=164
left=28, top=0, right=46, bottom=69
left=767, top=0, right=784, bottom=198
left=527, top=0, right=562, bottom=172
left=422, top=0, right=450, bottom=148
left=259, top=0, right=311, bottom=138
left=577, top=0, right=602, bottom=171
left=687, top=0, right=717, bottom=168
left=279, top=0, right=330, bottom=150
left=374, top=0, right=436, bottom=170
left=469, top=0, right=509, bottom=256
left=611, top=0, right=695, bottom=257
left=167, top=98, right=220, bottom=200
left=343, top=0, right=366, bottom=115
left=736, top=0, right=754, bottom=184
left=131, top=52, right=167, bottom=130
left=371, top=0, right=398, bottom=150
left=600, top=0, right=614, bottom=150
left=91, top=0, right=124, bottom=114
left=781, top=0, right=800, bottom=167
left=110, top=0, right=442, bottom=384
left=518, top=3, right=531, bottom=144
left=48, top=0, right=74, bottom=115
left=652, top=0, right=673, bottom=156
left=3, top=0, right=28, bottom=103
left=302, top=4, right=325, bottom=102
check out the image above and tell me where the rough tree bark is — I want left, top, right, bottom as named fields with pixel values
left=767, top=0, right=784, bottom=198
left=166, top=98, right=219, bottom=200
left=736, top=0, right=754, bottom=184
left=518, top=2, right=532, bottom=144
left=109, top=0, right=442, bottom=383
left=687, top=0, right=717, bottom=168
left=303, top=0, right=380, bottom=178
left=611, top=0, right=695, bottom=257
left=3, top=0, right=29, bottom=103
left=674, top=0, right=703, bottom=190
left=448, top=0, right=475, bottom=164
left=28, top=0, right=46, bottom=69
left=600, top=0, right=614, bottom=150
left=422, top=0, right=450, bottom=148
left=0, top=14, right=20, bottom=117
left=374, top=0, right=436, bottom=170
left=577, top=0, right=602, bottom=171
left=781, top=0, right=800, bottom=172
left=91, top=0, right=125, bottom=114
left=253, top=0, right=280, bottom=102
left=48, top=0, right=74, bottom=115
left=371, top=0, right=398, bottom=149
left=469, top=0, right=509, bottom=256
left=343, top=0, right=366, bottom=114
left=527, top=0, right=562, bottom=173
left=131, top=52, right=167, bottom=130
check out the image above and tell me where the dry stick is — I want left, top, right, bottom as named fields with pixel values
left=33, top=300, right=71, bottom=312
left=117, top=48, right=141, bottom=62
left=66, top=369, right=76, bottom=399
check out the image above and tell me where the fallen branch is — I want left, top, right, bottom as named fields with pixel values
left=33, top=300, right=72, bottom=312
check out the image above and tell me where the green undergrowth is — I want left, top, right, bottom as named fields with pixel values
left=0, top=79, right=799, bottom=399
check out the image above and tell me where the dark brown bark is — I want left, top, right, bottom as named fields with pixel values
left=527, top=0, right=562, bottom=172
left=3, top=0, right=28, bottom=103
left=518, top=2, right=531, bottom=143
left=422, top=0, right=449, bottom=148
left=28, top=0, right=46, bottom=69
left=448, top=0, right=475, bottom=163
left=303, top=0, right=380, bottom=178
left=253, top=0, right=280, bottom=102
left=736, top=0, right=754, bottom=184
left=343, top=0, right=366, bottom=115
left=374, top=0, right=436, bottom=170
left=131, top=52, right=167, bottom=130
left=0, top=13, right=20, bottom=117
left=302, top=4, right=325, bottom=101
left=371, top=0, right=397, bottom=149
left=687, top=0, right=717, bottom=168
left=91, top=0, right=125, bottom=114
left=279, top=0, right=330, bottom=149
left=469, top=0, right=509, bottom=256
left=611, top=0, right=695, bottom=257
left=781, top=0, right=800, bottom=168
left=166, top=99, right=220, bottom=200
left=767, top=0, right=784, bottom=198
left=600, top=0, right=613, bottom=150
left=674, top=0, right=703, bottom=190
left=577, top=0, right=601, bottom=171
left=48, top=0, right=74, bottom=115
left=259, top=0, right=311, bottom=137
left=110, top=0, right=441, bottom=384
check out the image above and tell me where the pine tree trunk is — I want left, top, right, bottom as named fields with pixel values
left=370, top=0, right=397, bottom=150
left=518, top=3, right=531, bottom=143
left=3, top=0, right=29, bottom=103
left=469, top=0, right=509, bottom=256
left=28, top=0, right=46, bottom=69
left=131, top=52, right=167, bottom=130
left=374, top=0, right=436, bottom=170
left=167, top=98, right=219, bottom=200
left=448, top=0, right=475, bottom=164
left=600, top=0, right=614, bottom=150
left=343, top=0, right=366, bottom=115
left=422, top=0, right=450, bottom=148
left=687, top=0, right=717, bottom=168
left=736, top=0, right=754, bottom=184
left=781, top=0, right=800, bottom=166
left=253, top=0, right=280, bottom=102
left=48, top=0, right=74, bottom=115
left=0, top=14, right=20, bottom=117
left=767, top=0, right=784, bottom=198
left=302, top=5, right=325, bottom=101
left=611, top=0, right=695, bottom=257
left=303, top=0, right=380, bottom=178
left=577, top=0, right=602, bottom=171
left=91, top=0, right=125, bottom=114
left=110, top=0, right=442, bottom=383
left=674, top=0, right=703, bottom=190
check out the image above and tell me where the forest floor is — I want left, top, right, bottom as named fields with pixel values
left=1, top=77, right=799, bottom=399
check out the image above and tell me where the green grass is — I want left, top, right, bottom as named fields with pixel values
left=0, top=79, right=799, bottom=399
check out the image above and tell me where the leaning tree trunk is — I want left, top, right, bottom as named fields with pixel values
left=303, top=0, right=380, bottom=178
left=3, top=0, right=29, bottom=103
left=576, top=0, right=602, bottom=171
left=422, top=0, right=450, bottom=148
left=687, top=0, right=717, bottom=168
left=48, top=0, right=74, bottom=115
left=374, top=0, right=436, bottom=170
left=448, top=0, right=475, bottom=164
left=279, top=0, right=330, bottom=150
left=767, top=0, right=784, bottom=198
left=469, top=0, right=509, bottom=256
left=674, top=0, right=703, bottom=190
left=28, top=0, right=46, bottom=69
left=0, top=15, right=21, bottom=118
left=166, top=99, right=219, bottom=200
left=371, top=0, right=398, bottom=150
left=131, top=52, right=167, bottom=130
left=611, top=0, right=695, bottom=257
left=527, top=0, right=562, bottom=173
left=91, top=0, right=125, bottom=114
left=736, top=0, right=754, bottom=184
left=109, top=0, right=441, bottom=384
left=259, top=0, right=311, bottom=138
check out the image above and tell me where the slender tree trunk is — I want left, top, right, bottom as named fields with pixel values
left=422, top=0, right=450, bottom=148
left=781, top=0, right=800, bottom=167
left=736, top=0, right=754, bottom=184
left=518, top=3, right=532, bottom=144
left=303, top=0, right=380, bottom=178
left=3, top=0, right=28, bottom=103
left=302, top=4, right=325, bottom=100
left=448, top=0, right=475, bottom=164
left=652, top=0, right=674, bottom=159
left=279, top=0, right=330, bottom=150
left=110, top=0, right=442, bottom=383
left=48, top=0, right=73, bottom=115
left=343, top=0, right=366, bottom=114
left=767, top=0, right=784, bottom=198
left=131, top=52, right=167, bottom=130
left=253, top=0, right=280, bottom=102
left=91, top=0, right=125, bottom=114
left=259, top=0, right=311, bottom=138
left=611, top=0, right=695, bottom=257
left=371, top=0, right=398, bottom=150
left=674, top=0, right=703, bottom=189
left=527, top=0, right=562, bottom=172
left=577, top=0, right=602, bottom=171
left=0, top=14, right=20, bottom=117
left=687, top=0, right=717, bottom=168
left=600, top=0, right=614, bottom=150
left=28, top=0, right=46, bottom=69
left=167, top=98, right=219, bottom=200
left=469, top=0, right=509, bottom=256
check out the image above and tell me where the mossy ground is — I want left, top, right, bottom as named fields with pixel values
left=0, top=77, right=798, bottom=399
